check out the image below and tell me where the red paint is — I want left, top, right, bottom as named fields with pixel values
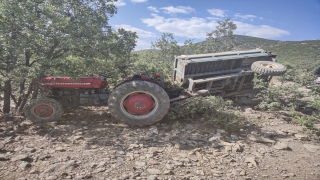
left=155, top=72, right=161, bottom=77
left=40, top=76, right=107, bottom=91
left=33, top=104, right=54, bottom=118
left=123, top=93, right=155, bottom=115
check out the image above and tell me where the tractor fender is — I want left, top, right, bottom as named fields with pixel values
left=114, top=74, right=164, bottom=89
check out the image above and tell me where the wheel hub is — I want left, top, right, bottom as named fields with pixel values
left=33, top=104, right=54, bottom=118
left=123, top=93, right=155, bottom=115
left=262, top=63, right=278, bottom=69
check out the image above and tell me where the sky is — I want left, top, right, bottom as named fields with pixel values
left=108, top=0, right=320, bottom=50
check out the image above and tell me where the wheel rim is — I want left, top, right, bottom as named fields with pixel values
left=261, top=63, right=278, bottom=69
left=120, top=91, right=158, bottom=118
left=33, top=104, right=54, bottom=118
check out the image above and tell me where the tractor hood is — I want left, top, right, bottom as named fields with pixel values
left=40, top=76, right=107, bottom=90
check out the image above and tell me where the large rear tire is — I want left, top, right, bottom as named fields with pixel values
left=24, top=97, right=63, bottom=123
left=251, top=61, right=287, bottom=76
left=108, top=81, right=170, bottom=127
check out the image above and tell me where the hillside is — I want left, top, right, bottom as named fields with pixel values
left=135, top=35, right=320, bottom=71
left=261, top=40, right=320, bottom=70
left=233, top=35, right=320, bottom=70
left=233, top=35, right=280, bottom=49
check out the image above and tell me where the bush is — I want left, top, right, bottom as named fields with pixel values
left=256, top=84, right=304, bottom=110
left=165, top=96, right=247, bottom=132
left=310, top=84, right=320, bottom=96
left=293, top=114, right=319, bottom=128
left=253, top=75, right=304, bottom=111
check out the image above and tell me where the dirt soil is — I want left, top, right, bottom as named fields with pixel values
left=0, top=103, right=320, bottom=180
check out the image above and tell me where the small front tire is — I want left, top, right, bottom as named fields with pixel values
left=24, top=98, right=63, bottom=123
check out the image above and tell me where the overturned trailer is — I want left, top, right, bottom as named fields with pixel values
left=172, top=49, right=287, bottom=101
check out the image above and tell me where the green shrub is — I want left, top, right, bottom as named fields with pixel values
left=258, top=101, right=281, bottom=111
left=165, top=96, right=247, bottom=132
left=316, top=128, right=320, bottom=136
left=310, top=84, right=320, bottom=96
left=163, top=81, right=184, bottom=99
left=293, top=114, right=318, bottom=128
left=291, top=108, right=319, bottom=130
left=253, top=75, right=304, bottom=111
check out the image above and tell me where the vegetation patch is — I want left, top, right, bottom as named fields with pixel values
left=163, top=96, right=248, bottom=133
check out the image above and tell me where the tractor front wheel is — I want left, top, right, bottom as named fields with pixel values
left=24, top=97, right=63, bottom=123
left=108, top=81, right=170, bottom=127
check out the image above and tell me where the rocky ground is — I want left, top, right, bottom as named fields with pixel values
left=0, top=105, right=319, bottom=180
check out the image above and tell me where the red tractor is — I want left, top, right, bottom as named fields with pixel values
left=24, top=49, right=287, bottom=126
left=24, top=73, right=170, bottom=126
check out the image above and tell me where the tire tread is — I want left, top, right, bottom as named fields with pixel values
left=24, top=97, right=63, bottom=123
left=108, top=81, right=170, bottom=127
left=251, top=61, right=287, bottom=76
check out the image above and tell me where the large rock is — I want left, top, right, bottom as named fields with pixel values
left=39, top=160, right=77, bottom=178
left=216, top=129, right=227, bottom=135
left=135, top=161, right=146, bottom=168
left=147, top=175, right=158, bottom=180
left=212, top=142, right=224, bottom=148
left=189, top=134, right=205, bottom=141
left=23, top=147, right=36, bottom=153
left=295, top=134, right=309, bottom=141
left=209, top=133, right=222, bottom=142
left=148, top=126, right=158, bottom=135
left=247, top=134, right=276, bottom=143
left=261, top=130, right=276, bottom=138
left=13, top=146, right=24, bottom=152
left=11, top=155, right=29, bottom=162
left=82, top=150, right=97, bottom=156
left=274, top=142, right=289, bottom=150
left=73, top=136, right=84, bottom=141
left=232, top=144, right=243, bottom=152
left=0, top=154, right=9, bottom=161
left=245, top=156, right=258, bottom=167
left=189, top=154, right=198, bottom=162
left=55, top=147, right=66, bottom=152
left=19, top=162, right=31, bottom=170
left=0, top=142, right=5, bottom=149
left=147, top=168, right=161, bottom=175
left=165, top=164, right=174, bottom=170
left=303, top=144, right=320, bottom=153
left=230, top=135, right=239, bottom=141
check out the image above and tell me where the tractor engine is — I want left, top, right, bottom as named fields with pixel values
left=79, top=89, right=109, bottom=105
left=48, top=88, right=109, bottom=107
left=40, top=76, right=110, bottom=107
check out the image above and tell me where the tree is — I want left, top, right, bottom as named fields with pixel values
left=0, top=0, right=137, bottom=114
left=203, top=18, right=237, bottom=53
left=133, top=33, right=195, bottom=79
left=134, top=18, right=238, bottom=79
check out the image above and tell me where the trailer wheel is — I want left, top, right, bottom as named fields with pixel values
left=24, top=98, right=63, bottom=123
left=251, top=61, right=287, bottom=76
left=108, top=81, right=170, bottom=127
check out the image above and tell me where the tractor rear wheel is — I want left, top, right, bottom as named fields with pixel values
left=108, top=81, right=170, bottom=127
left=251, top=61, right=287, bottom=76
left=24, top=97, right=63, bottom=123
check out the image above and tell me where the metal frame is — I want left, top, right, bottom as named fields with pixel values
left=171, top=49, right=276, bottom=101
